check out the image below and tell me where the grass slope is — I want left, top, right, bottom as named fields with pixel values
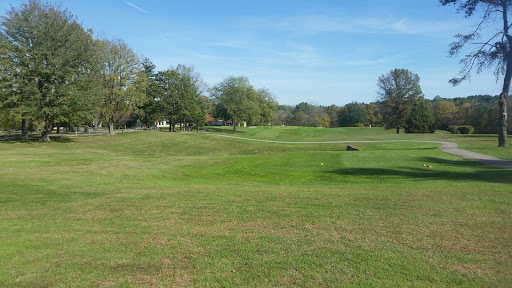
left=209, top=126, right=512, bottom=161
left=1, top=129, right=511, bottom=287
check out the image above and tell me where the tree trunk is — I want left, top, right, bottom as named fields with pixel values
left=108, top=117, right=115, bottom=135
left=233, top=114, right=237, bottom=132
left=40, top=115, right=52, bottom=142
left=21, top=114, right=29, bottom=137
left=498, top=54, right=511, bottom=147
left=396, top=126, right=400, bottom=134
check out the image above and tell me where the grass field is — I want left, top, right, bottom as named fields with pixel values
left=209, top=126, right=512, bottom=161
left=1, top=127, right=511, bottom=287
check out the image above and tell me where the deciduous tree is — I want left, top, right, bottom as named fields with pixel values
left=255, top=88, right=277, bottom=126
left=433, top=100, right=458, bottom=130
left=377, top=69, right=423, bottom=134
left=210, top=76, right=259, bottom=132
left=98, top=39, right=147, bottom=134
left=0, top=0, right=98, bottom=141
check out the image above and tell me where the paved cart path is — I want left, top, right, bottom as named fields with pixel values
left=209, top=134, right=512, bottom=170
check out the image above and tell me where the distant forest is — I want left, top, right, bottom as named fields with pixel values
left=269, top=95, right=512, bottom=134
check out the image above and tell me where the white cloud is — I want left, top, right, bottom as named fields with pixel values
left=123, top=1, right=150, bottom=15
left=243, top=14, right=462, bottom=38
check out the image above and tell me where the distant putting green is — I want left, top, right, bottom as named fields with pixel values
left=1, top=127, right=511, bottom=287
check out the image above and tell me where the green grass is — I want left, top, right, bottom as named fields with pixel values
left=209, top=126, right=512, bottom=160
left=1, top=129, right=511, bottom=287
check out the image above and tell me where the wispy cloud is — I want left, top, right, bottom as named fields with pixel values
left=123, top=1, right=150, bottom=15
left=243, top=15, right=462, bottom=38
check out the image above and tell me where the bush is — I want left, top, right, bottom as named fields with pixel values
left=452, top=126, right=474, bottom=134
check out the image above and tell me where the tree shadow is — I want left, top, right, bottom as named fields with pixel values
left=327, top=163, right=512, bottom=185
left=0, top=135, right=75, bottom=144
left=420, top=156, right=481, bottom=168
left=359, top=146, right=439, bottom=151
left=206, top=127, right=247, bottom=134
left=49, top=137, right=75, bottom=143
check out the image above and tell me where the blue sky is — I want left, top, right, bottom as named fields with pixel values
left=0, top=0, right=501, bottom=106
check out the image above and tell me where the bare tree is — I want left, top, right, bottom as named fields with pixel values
left=441, top=0, right=511, bottom=147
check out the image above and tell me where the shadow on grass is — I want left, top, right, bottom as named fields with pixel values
left=420, top=156, right=481, bottom=168
left=362, top=147, right=439, bottom=151
left=0, top=135, right=75, bottom=144
left=327, top=162, right=512, bottom=185
left=49, top=137, right=75, bottom=143
left=205, top=127, right=247, bottom=134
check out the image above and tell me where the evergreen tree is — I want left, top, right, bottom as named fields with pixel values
left=405, top=99, right=435, bottom=133
left=339, top=102, right=367, bottom=127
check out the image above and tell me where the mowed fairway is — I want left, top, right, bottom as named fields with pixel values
left=1, top=127, right=511, bottom=287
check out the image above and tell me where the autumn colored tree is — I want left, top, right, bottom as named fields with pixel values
left=433, top=100, right=458, bottom=130
left=364, top=103, right=381, bottom=127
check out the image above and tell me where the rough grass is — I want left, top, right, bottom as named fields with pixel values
left=0, top=129, right=511, bottom=287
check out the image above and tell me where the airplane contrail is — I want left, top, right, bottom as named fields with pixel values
left=123, top=1, right=150, bottom=14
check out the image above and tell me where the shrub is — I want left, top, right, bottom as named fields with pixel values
left=452, top=126, right=474, bottom=134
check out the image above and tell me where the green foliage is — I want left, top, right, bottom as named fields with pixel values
left=452, top=125, right=475, bottom=134
left=0, top=109, right=21, bottom=130
left=98, top=39, right=147, bottom=134
left=135, top=58, right=163, bottom=127
left=292, top=102, right=315, bottom=126
left=0, top=0, right=99, bottom=141
left=377, top=68, right=423, bottom=133
left=432, top=100, right=457, bottom=130
left=210, top=76, right=260, bottom=132
left=466, top=102, right=498, bottom=134
left=325, top=104, right=340, bottom=128
left=255, top=88, right=278, bottom=126
left=364, top=103, right=381, bottom=127
left=152, top=65, right=207, bottom=131
left=339, top=102, right=367, bottom=127
left=405, top=99, right=435, bottom=133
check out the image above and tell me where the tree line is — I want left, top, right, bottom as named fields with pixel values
left=272, top=68, right=512, bottom=135
left=1, top=0, right=509, bottom=147
left=0, top=0, right=277, bottom=140
left=0, top=1, right=150, bottom=141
